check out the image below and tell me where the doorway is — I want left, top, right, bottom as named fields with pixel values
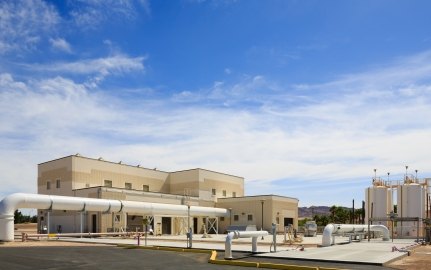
left=284, top=217, right=293, bottom=227
left=193, top=218, right=198, bottom=234
left=161, top=217, right=171, bottom=234
left=92, top=214, right=97, bottom=233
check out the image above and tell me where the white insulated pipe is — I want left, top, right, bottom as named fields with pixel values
left=225, top=230, right=269, bottom=259
left=322, top=223, right=390, bottom=247
left=0, top=193, right=229, bottom=242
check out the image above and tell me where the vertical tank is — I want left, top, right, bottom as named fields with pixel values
left=365, top=180, right=392, bottom=227
left=397, top=182, right=426, bottom=237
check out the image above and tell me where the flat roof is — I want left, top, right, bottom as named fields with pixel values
left=218, top=194, right=299, bottom=202
left=38, top=154, right=243, bottom=178
left=74, top=186, right=200, bottom=200
left=170, top=168, right=244, bottom=179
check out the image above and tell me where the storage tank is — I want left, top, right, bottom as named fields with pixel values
left=365, top=180, right=393, bottom=227
left=397, top=183, right=426, bottom=237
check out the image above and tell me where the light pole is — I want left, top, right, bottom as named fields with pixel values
left=405, top=165, right=408, bottom=181
left=373, top=169, right=377, bottom=182
left=260, top=199, right=265, bottom=240
left=187, top=204, right=190, bottom=234
left=415, top=169, right=418, bottom=181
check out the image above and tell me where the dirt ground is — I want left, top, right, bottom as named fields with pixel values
left=14, top=223, right=37, bottom=233
left=387, top=244, right=431, bottom=270
left=3, top=223, right=106, bottom=247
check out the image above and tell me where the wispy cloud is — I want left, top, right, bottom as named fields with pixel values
left=0, top=0, right=59, bottom=54
left=0, top=0, right=149, bottom=56
left=49, top=38, right=72, bottom=53
left=69, top=0, right=151, bottom=30
left=25, top=54, right=145, bottom=87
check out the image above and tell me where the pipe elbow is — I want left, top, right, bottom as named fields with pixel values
left=322, top=223, right=335, bottom=247
left=370, top=225, right=390, bottom=241
left=0, top=193, right=27, bottom=216
left=225, top=231, right=234, bottom=243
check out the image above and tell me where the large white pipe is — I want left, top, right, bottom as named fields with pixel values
left=0, top=193, right=229, bottom=242
left=322, top=223, right=390, bottom=247
left=224, top=230, right=268, bottom=259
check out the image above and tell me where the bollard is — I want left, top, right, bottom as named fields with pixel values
left=186, top=227, right=193, bottom=248
left=270, top=223, right=277, bottom=252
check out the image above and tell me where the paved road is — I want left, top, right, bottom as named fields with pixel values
left=0, top=245, right=392, bottom=270
left=0, top=246, right=242, bottom=270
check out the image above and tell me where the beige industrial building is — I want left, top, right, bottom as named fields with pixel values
left=37, top=154, right=298, bottom=235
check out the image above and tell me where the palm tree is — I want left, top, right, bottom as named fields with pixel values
left=329, top=205, right=337, bottom=223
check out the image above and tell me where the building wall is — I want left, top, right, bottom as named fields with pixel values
left=38, top=157, right=73, bottom=196
left=72, top=156, right=170, bottom=193
left=36, top=155, right=298, bottom=235
left=217, top=195, right=298, bottom=233
left=168, top=170, right=200, bottom=197
left=199, top=170, right=244, bottom=201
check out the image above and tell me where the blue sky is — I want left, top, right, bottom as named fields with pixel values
left=1, top=0, right=431, bottom=208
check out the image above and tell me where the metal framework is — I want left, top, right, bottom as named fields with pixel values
left=369, top=217, right=421, bottom=242
left=206, top=217, right=218, bottom=235
left=174, top=217, right=188, bottom=235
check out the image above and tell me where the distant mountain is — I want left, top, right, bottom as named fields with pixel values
left=299, top=206, right=331, bottom=218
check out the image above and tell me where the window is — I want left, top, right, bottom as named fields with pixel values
left=212, top=188, right=216, bottom=196
left=220, top=217, right=225, bottom=222
left=232, top=192, right=236, bottom=197
left=46, top=181, right=51, bottom=190
left=104, top=180, right=112, bottom=187
left=125, top=182, right=132, bottom=190
left=56, top=179, right=61, bottom=188
left=234, top=215, right=239, bottom=221
left=142, top=185, right=149, bottom=192
left=222, top=190, right=226, bottom=197
left=247, top=214, right=253, bottom=221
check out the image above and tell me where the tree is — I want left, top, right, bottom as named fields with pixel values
left=298, top=218, right=309, bottom=227
left=14, top=210, right=37, bottom=224
left=354, top=208, right=364, bottom=224
left=14, top=210, right=25, bottom=223
left=329, top=205, right=337, bottom=222
left=313, top=214, right=330, bottom=226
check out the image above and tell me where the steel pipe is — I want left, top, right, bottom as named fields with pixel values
left=224, top=230, right=268, bottom=259
left=322, top=223, right=390, bottom=247
left=0, top=193, right=229, bottom=241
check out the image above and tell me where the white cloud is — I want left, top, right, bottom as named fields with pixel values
left=69, top=0, right=150, bottom=30
left=0, top=0, right=59, bottom=54
left=26, top=54, right=145, bottom=87
left=49, top=38, right=72, bottom=53
left=33, top=55, right=144, bottom=74
left=2, top=50, right=431, bottom=207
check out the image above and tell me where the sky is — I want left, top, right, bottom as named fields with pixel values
left=1, top=0, right=431, bottom=209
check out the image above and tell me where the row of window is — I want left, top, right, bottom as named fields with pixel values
left=220, top=214, right=253, bottom=222
left=104, top=180, right=149, bottom=191
left=46, top=179, right=236, bottom=197
left=46, top=179, right=61, bottom=190
left=211, top=188, right=236, bottom=197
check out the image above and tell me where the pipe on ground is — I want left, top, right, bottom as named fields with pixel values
left=322, top=223, right=390, bottom=247
left=0, top=193, right=229, bottom=242
left=225, top=230, right=269, bottom=259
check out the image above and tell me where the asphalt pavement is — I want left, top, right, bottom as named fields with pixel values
left=0, top=245, right=393, bottom=270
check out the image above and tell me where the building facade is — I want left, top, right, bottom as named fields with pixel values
left=37, top=154, right=298, bottom=234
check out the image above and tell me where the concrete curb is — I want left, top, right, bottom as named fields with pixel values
left=118, top=244, right=344, bottom=270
